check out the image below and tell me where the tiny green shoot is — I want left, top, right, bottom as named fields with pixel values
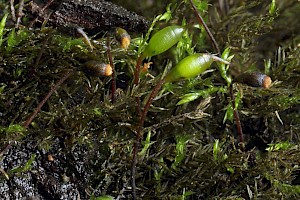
left=269, top=0, right=277, bottom=15
left=9, top=154, right=36, bottom=174
left=0, top=13, right=9, bottom=47
left=172, top=135, right=189, bottom=169
left=177, top=86, right=226, bottom=105
left=266, top=141, right=295, bottom=152
left=217, top=47, right=234, bottom=86
left=0, top=123, right=26, bottom=135
left=139, top=131, right=155, bottom=158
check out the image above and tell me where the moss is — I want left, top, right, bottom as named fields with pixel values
left=0, top=0, right=300, bottom=199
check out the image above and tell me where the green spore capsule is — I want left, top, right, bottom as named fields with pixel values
left=83, top=60, right=112, bottom=77
left=142, top=25, right=186, bottom=58
left=235, top=72, right=272, bottom=88
left=164, top=53, right=230, bottom=82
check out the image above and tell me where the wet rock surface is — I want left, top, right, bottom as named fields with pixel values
left=1, top=137, right=83, bottom=199
left=0, top=134, right=133, bottom=199
left=29, top=0, right=150, bottom=35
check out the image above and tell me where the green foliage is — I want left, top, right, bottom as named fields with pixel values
left=139, top=131, right=155, bottom=158
left=9, top=154, right=36, bottom=174
left=52, top=35, right=87, bottom=52
left=218, top=47, right=234, bottom=85
left=5, top=29, right=29, bottom=52
left=213, top=139, right=228, bottom=163
left=175, top=20, right=194, bottom=61
left=0, top=13, right=8, bottom=47
left=269, top=0, right=277, bottom=15
left=92, top=107, right=103, bottom=116
left=180, top=188, right=194, bottom=200
left=213, top=139, right=220, bottom=161
left=190, top=0, right=209, bottom=47
left=273, top=181, right=300, bottom=197
left=223, top=103, right=234, bottom=124
left=172, top=135, right=189, bottom=169
left=262, top=142, right=300, bottom=198
left=177, top=86, right=226, bottom=105
left=90, top=195, right=114, bottom=200
left=223, top=89, right=242, bottom=124
left=0, top=124, right=26, bottom=135
left=267, top=89, right=300, bottom=110
left=159, top=3, right=174, bottom=22
left=0, top=83, right=5, bottom=94
left=264, top=58, right=272, bottom=74
left=266, top=141, right=295, bottom=152
left=191, top=0, right=208, bottom=14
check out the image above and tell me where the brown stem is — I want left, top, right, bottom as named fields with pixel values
left=106, top=38, right=116, bottom=103
left=135, top=97, right=142, bottom=121
left=189, top=0, right=221, bottom=56
left=23, top=70, right=73, bottom=128
left=229, top=84, right=244, bottom=144
left=133, top=56, right=144, bottom=119
left=139, top=79, right=166, bottom=130
left=131, top=43, right=146, bottom=200
left=131, top=138, right=139, bottom=200
left=29, top=35, right=51, bottom=78
left=131, top=78, right=165, bottom=199
left=134, top=56, right=144, bottom=85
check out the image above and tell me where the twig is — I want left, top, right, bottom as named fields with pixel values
left=189, top=0, right=221, bottom=56
left=15, top=0, right=24, bottom=28
left=29, top=0, right=55, bottom=28
left=10, top=0, right=16, bottom=22
left=23, top=70, right=73, bottom=128
left=106, top=38, right=116, bottom=103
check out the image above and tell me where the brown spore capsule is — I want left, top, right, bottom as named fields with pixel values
left=48, top=154, right=54, bottom=162
left=116, top=27, right=131, bottom=50
left=83, top=60, right=112, bottom=77
left=235, top=72, right=272, bottom=88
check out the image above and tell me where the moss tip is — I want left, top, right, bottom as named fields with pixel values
left=262, top=75, right=272, bottom=88
left=104, top=64, right=113, bottom=76
left=120, top=35, right=130, bottom=50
